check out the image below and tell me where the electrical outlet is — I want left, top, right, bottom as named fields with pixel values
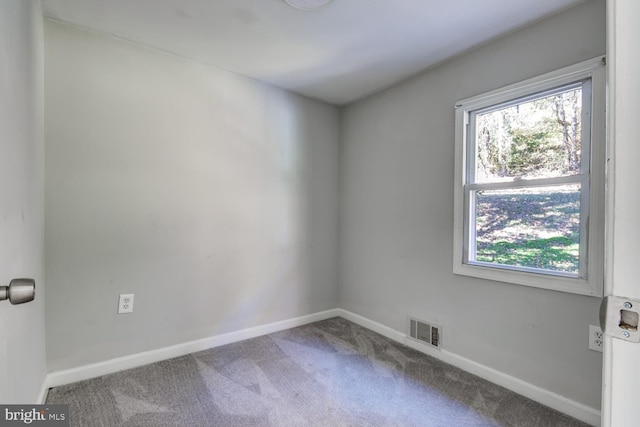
left=118, top=294, right=134, bottom=314
left=589, top=324, right=603, bottom=352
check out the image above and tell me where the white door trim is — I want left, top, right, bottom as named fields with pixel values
left=602, top=1, right=640, bottom=426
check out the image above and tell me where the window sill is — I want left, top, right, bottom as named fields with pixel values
left=453, top=262, right=602, bottom=297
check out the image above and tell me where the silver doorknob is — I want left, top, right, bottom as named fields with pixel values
left=0, top=278, right=35, bottom=305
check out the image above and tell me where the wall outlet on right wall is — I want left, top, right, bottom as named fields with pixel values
left=589, top=324, right=603, bottom=352
left=118, top=293, right=134, bottom=314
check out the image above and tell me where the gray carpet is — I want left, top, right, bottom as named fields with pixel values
left=46, top=317, right=590, bottom=426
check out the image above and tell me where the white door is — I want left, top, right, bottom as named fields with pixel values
left=602, top=1, right=640, bottom=426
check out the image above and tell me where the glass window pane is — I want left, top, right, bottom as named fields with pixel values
left=473, top=184, right=581, bottom=274
left=474, top=86, right=582, bottom=183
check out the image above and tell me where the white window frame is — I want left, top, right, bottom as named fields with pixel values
left=453, top=57, right=606, bottom=297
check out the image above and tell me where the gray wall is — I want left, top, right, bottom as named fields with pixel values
left=339, top=0, right=605, bottom=409
left=0, top=0, right=46, bottom=403
left=45, top=21, right=339, bottom=371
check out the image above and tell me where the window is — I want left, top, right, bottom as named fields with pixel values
left=453, top=58, right=605, bottom=296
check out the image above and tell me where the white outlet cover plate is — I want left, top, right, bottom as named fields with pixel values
left=589, top=324, right=603, bottom=352
left=118, top=293, right=134, bottom=314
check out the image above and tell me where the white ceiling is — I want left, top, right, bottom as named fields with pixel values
left=41, top=0, right=587, bottom=105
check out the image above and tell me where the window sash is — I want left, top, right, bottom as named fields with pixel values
left=463, top=175, right=589, bottom=278
left=466, top=79, right=592, bottom=184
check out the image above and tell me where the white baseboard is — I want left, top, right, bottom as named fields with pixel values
left=46, top=308, right=340, bottom=389
left=37, top=378, right=49, bottom=404
left=335, top=308, right=601, bottom=427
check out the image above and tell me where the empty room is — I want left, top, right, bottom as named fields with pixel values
left=2, top=0, right=639, bottom=426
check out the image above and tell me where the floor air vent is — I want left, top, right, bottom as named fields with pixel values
left=408, top=317, right=442, bottom=349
